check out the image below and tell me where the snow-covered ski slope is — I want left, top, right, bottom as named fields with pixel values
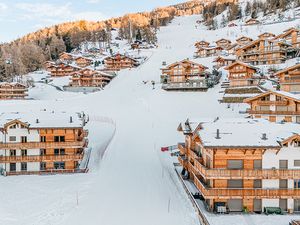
left=1, top=15, right=300, bottom=225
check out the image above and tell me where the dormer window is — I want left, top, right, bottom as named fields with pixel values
left=10, top=124, right=17, bottom=129
left=294, top=141, right=300, bottom=147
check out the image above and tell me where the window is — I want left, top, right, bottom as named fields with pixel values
left=295, top=160, right=300, bottom=167
left=254, top=160, right=262, bottom=169
left=21, top=136, right=27, bottom=143
left=279, top=179, right=288, bottom=188
left=10, top=163, right=16, bottom=171
left=21, top=162, right=27, bottom=171
left=40, top=149, right=46, bottom=156
left=10, top=150, right=16, bottom=156
left=21, top=150, right=27, bottom=156
left=54, top=149, right=65, bottom=155
left=54, top=136, right=65, bottom=142
left=40, top=136, right=46, bottom=142
left=295, top=141, right=300, bottom=147
left=254, top=179, right=262, bottom=188
left=40, top=162, right=46, bottom=171
left=279, top=160, right=288, bottom=169
left=9, top=136, right=16, bottom=142
left=54, top=162, right=65, bottom=170
left=228, top=179, right=243, bottom=188
left=10, top=124, right=16, bottom=129
left=227, top=160, right=243, bottom=169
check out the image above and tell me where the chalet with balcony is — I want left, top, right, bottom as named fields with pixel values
left=194, top=46, right=224, bottom=58
left=236, top=36, right=253, bottom=46
left=0, top=111, right=89, bottom=176
left=177, top=118, right=300, bottom=213
left=274, top=28, right=300, bottom=49
left=215, top=38, right=232, bottom=49
left=59, top=52, right=74, bottom=63
left=104, top=54, right=139, bottom=71
left=195, top=41, right=210, bottom=49
left=236, top=38, right=290, bottom=65
left=275, top=64, right=300, bottom=93
left=245, top=18, right=260, bottom=26
left=75, top=56, right=94, bottom=68
left=0, top=82, right=28, bottom=100
left=213, top=56, right=236, bottom=68
left=161, top=59, right=209, bottom=91
left=244, top=90, right=300, bottom=123
left=258, top=32, right=276, bottom=39
left=48, top=63, right=80, bottom=77
left=70, top=68, right=112, bottom=88
left=224, top=61, right=260, bottom=87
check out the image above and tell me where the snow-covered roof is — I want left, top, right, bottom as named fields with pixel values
left=0, top=111, right=84, bottom=129
left=180, top=118, right=300, bottom=148
left=244, top=90, right=300, bottom=103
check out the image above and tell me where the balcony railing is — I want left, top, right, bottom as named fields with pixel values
left=0, top=140, right=87, bottom=149
left=178, top=155, right=188, bottom=168
left=5, top=168, right=88, bottom=176
left=194, top=158, right=300, bottom=179
left=0, top=154, right=83, bottom=163
left=257, top=100, right=288, bottom=106
left=178, top=143, right=186, bottom=154
left=247, top=109, right=300, bottom=115
left=162, top=81, right=208, bottom=91
left=193, top=173, right=300, bottom=199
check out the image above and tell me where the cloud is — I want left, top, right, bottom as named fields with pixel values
left=0, top=2, right=8, bottom=12
left=86, top=0, right=101, bottom=3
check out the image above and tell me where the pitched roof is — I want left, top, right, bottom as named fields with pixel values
left=224, top=60, right=258, bottom=70
left=163, top=59, right=208, bottom=70
left=244, top=90, right=300, bottom=103
left=274, top=63, right=300, bottom=76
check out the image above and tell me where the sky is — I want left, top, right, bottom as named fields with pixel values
left=0, top=0, right=185, bottom=43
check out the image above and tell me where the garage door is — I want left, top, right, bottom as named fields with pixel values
left=228, top=199, right=243, bottom=212
left=254, top=199, right=262, bottom=212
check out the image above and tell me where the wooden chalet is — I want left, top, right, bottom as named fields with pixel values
left=274, top=28, right=300, bottom=49
left=236, top=38, right=290, bottom=65
left=245, top=18, right=260, bottom=26
left=194, top=46, right=224, bottom=58
left=161, top=59, right=209, bottom=91
left=75, top=56, right=93, bottom=68
left=0, top=82, right=28, bottom=100
left=258, top=32, right=276, bottom=39
left=177, top=118, right=300, bottom=213
left=275, top=64, right=300, bottom=92
left=59, top=52, right=74, bottom=62
left=215, top=38, right=232, bottom=49
left=236, top=36, right=253, bottom=46
left=244, top=90, right=300, bottom=123
left=224, top=61, right=260, bottom=87
left=213, top=56, right=236, bottom=68
left=0, top=112, right=89, bottom=176
left=48, top=63, right=80, bottom=77
left=70, top=68, right=112, bottom=88
left=104, top=54, right=139, bottom=71
left=195, top=41, right=210, bottom=49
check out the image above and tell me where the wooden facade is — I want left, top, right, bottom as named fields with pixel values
left=245, top=18, right=260, bottom=26
left=0, top=82, right=28, bottom=100
left=70, top=68, right=112, bottom=87
left=224, top=61, right=259, bottom=87
left=236, top=36, right=253, bottom=46
left=104, top=54, right=139, bottom=71
left=244, top=90, right=300, bottom=123
left=213, top=56, right=235, bottom=68
left=48, top=63, right=80, bottom=77
left=194, top=41, right=210, bottom=49
left=177, top=119, right=300, bottom=213
left=59, top=52, right=74, bottom=62
left=75, top=57, right=93, bottom=68
left=258, top=32, right=276, bottom=39
left=215, top=38, right=232, bottom=49
left=0, top=113, right=88, bottom=176
left=236, top=39, right=290, bottom=65
left=273, top=28, right=300, bottom=49
left=194, top=46, right=224, bottom=58
left=275, top=64, right=300, bottom=93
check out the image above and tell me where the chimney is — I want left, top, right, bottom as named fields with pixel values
left=216, top=129, right=221, bottom=139
left=70, top=116, right=73, bottom=123
left=36, top=119, right=39, bottom=124
left=261, top=133, right=267, bottom=140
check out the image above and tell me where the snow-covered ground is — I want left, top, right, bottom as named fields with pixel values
left=1, top=15, right=300, bottom=225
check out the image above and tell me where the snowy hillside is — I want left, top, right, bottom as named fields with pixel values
left=1, top=14, right=300, bottom=225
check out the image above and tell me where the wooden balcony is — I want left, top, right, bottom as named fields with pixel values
left=247, top=109, right=300, bottom=115
left=257, top=100, right=288, bottom=106
left=5, top=168, right=88, bottom=176
left=194, top=159, right=300, bottom=179
left=0, top=140, right=87, bottom=149
left=189, top=149, right=200, bottom=160
left=282, top=78, right=300, bottom=83
left=193, top=174, right=300, bottom=199
left=178, top=143, right=186, bottom=154
left=0, top=154, right=83, bottom=163
left=178, top=155, right=188, bottom=168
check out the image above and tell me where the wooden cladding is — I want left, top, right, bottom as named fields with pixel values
left=0, top=154, right=83, bottom=163
left=193, top=174, right=300, bottom=199
left=193, top=158, right=300, bottom=179
left=0, top=140, right=87, bottom=149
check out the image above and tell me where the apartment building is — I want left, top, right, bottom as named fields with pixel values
left=275, top=64, right=300, bottom=93
left=0, top=82, right=28, bottom=100
left=178, top=118, right=300, bottom=213
left=0, top=111, right=89, bottom=176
